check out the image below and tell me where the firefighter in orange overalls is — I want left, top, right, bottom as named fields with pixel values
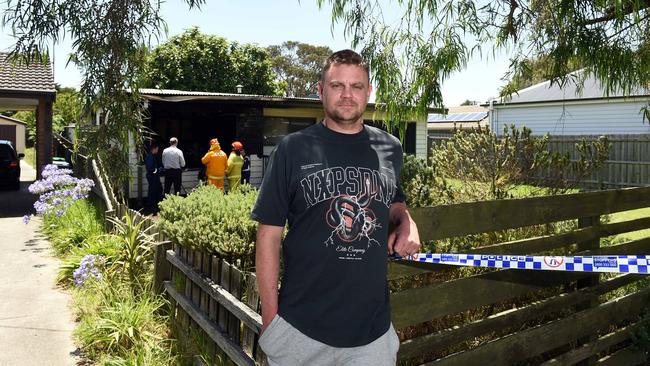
left=201, top=138, right=228, bottom=190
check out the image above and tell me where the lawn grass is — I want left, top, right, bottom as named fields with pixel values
left=23, top=147, right=35, bottom=167
left=608, top=207, right=650, bottom=242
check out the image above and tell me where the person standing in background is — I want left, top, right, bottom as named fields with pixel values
left=241, top=148, right=251, bottom=185
left=162, top=137, right=185, bottom=195
left=144, top=143, right=163, bottom=214
left=202, top=138, right=228, bottom=190
left=226, top=141, right=245, bottom=191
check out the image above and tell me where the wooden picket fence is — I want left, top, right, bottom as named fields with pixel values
left=143, top=186, right=650, bottom=365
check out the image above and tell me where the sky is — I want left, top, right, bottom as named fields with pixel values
left=0, top=0, right=511, bottom=107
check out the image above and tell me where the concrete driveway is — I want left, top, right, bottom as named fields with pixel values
left=0, top=161, right=79, bottom=365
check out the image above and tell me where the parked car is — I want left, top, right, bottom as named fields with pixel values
left=0, top=140, right=24, bottom=190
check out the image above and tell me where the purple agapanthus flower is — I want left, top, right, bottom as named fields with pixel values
left=24, top=164, right=95, bottom=223
left=73, top=254, right=103, bottom=286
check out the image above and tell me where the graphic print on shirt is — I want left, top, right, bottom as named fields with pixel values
left=299, top=166, right=396, bottom=261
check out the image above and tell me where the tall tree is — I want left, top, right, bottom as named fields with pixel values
left=316, top=0, right=650, bottom=128
left=3, top=0, right=204, bottom=196
left=143, top=28, right=281, bottom=95
left=267, top=41, right=333, bottom=97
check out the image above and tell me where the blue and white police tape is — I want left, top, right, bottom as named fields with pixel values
left=394, top=253, right=650, bottom=274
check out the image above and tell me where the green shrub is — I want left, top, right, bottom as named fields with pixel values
left=158, top=184, right=258, bottom=267
left=401, top=154, right=455, bottom=207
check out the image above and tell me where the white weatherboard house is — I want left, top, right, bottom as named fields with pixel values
left=127, top=89, right=429, bottom=200
left=487, top=73, right=650, bottom=135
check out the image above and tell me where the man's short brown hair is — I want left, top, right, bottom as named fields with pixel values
left=320, top=49, right=370, bottom=82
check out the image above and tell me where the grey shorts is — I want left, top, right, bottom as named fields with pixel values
left=259, top=315, right=399, bottom=366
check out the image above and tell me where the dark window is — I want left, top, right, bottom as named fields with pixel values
left=263, top=117, right=316, bottom=146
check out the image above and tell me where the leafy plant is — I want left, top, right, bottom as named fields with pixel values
left=108, top=210, right=156, bottom=291
left=74, top=279, right=172, bottom=364
left=158, top=184, right=258, bottom=268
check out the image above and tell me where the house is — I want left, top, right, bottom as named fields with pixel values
left=485, top=73, right=650, bottom=188
left=128, top=89, right=429, bottom=200
left=0, top=114, right=27, bottom=154
left=486, top=72, right=650, bottom=135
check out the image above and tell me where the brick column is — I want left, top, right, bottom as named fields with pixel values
left=36, top=96, right=53, bottom=179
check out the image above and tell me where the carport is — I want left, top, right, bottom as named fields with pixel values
left=0, top=53, right=55, bottom=178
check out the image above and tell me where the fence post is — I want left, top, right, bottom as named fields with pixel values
left=576, top=214, right=601, bottom=366
left=154, top=240, right=173, bottom=295
left=104, top=209, right=116, bottom=232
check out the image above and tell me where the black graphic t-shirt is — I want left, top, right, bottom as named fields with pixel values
left=251, top=122, right=405, bottom=347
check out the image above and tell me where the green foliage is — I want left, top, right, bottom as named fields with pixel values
left=158, top=184, right=258, bottom=267
left=143, top=27, right=281, bottom=95
left=267, top=41, right=333, bottom=97
left=43, top=199, right=105, bottom=254
left=401, top=154, right=454, bottom=207
left=317, top=0, right=650, bottom=126
left=74, top=279, right=174, bottom=365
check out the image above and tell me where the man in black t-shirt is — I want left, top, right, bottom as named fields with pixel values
left=252, top=49, right=421, bottom=366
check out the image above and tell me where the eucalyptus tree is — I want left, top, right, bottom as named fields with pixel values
left=267, top=41, right=333, bottom=97
left=316, top=0, right=650, bottom=127
left=2, top=0, right=205, bottom=197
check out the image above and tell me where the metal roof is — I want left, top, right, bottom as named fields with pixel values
left=428, top=111, right=488, bottom=123
left=139, top=88, right=323, bottom=103
left=490, top=71, right=650, bottom=106
left=0, top=53, right=56, bottom=94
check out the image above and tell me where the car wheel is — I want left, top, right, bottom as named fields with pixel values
left=13, top=180, right=20, bottom=191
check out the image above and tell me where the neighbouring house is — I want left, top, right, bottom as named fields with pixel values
left=0, top=114, right=27, bottom=154
left=484, top=72, right=650, bottom=188
left=127, top=89, right=429, bottom=200
left=428, top=105, right=488, bottom=137
left=427, top=105, right=488, bottom=154
left=486, top=72, right=650, bottom=135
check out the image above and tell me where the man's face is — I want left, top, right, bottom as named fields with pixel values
left=152, top=147, right=159, bottom=154
left=318, top=63, right=372, bottom=125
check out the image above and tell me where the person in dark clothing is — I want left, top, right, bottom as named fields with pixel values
left=241, top=148, right=251, bottom=184
left=252, top=49, right=421, bottom=366
left=144, top=144, right=163, bottom=214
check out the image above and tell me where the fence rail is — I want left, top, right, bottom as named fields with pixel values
left=141, top=186, right=650, bottom=365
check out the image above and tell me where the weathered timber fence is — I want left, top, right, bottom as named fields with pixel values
left=429, top=133, right=650, bottom=189
left=146, top=186, right=650, bottom=365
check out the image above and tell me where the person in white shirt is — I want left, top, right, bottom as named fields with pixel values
left=162, top=137, right=185, bottom=195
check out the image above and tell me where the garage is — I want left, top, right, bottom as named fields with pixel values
left=0, top=114, right=27, bottom=154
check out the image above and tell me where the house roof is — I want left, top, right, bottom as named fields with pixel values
left=139, top=88, right=326, bottom=106
left=0, top=114, right=27, bottom=126
left=0, top=53, right=56, bottom=94
left=488, top=71, right=650, bottom=106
